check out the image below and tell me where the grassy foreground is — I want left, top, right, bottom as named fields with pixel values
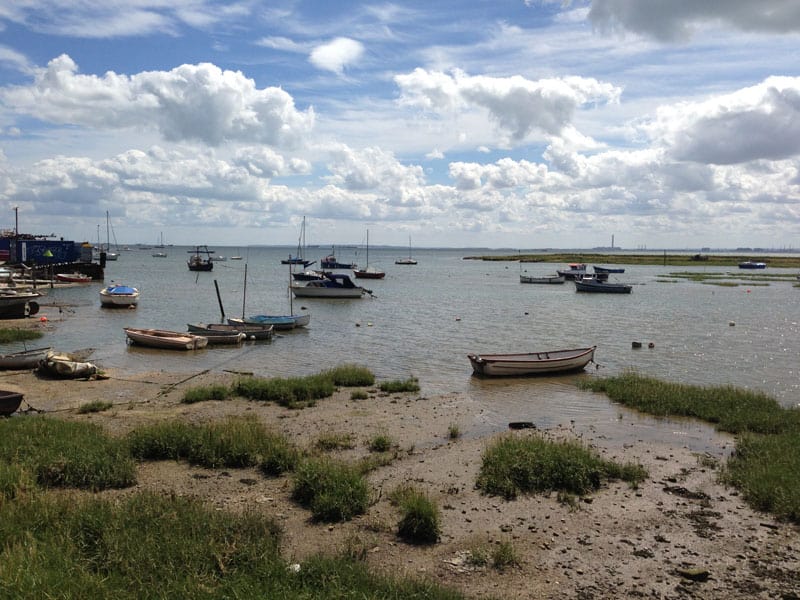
left=580, top=372, right=800, bottom=522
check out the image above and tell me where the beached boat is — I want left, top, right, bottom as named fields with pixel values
left=187, top=322, right=274, bottom=341
left=520, top=274, right=565, bottom=284
left=467, top=346, right=596, bottom=377
left=291, top=273, right=368, bottom=298
left=187, top=245, right=214, bottom=271
left=0, top=390, right=24, bottom=416
left=574, top=278, right=632, bottom=294
left=99, top=284, right=139, bottom=308
left=124, top=327, right=208, bottom=350
left=0, top=290, right=41, bottom=318
left=739, top=261, right=767, bottom=269
left=55, top=272, right=92, bottom=283
left=37, top=350, right=99, bottom=379
left=0, top=346, right=51, bottom=370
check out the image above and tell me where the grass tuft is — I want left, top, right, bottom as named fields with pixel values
left=292, top=457, right=369, bottom=522
left=379, top=378, right=420, bottom=393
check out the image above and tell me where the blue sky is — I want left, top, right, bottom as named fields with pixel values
left=1, top=1, right=799, bottom=249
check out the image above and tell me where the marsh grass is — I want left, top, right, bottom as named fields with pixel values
left=181, top=383, right=231, bottom=404
left=0, top=328, right=43, bottom=344
left=315, top=432, right=356, bottom=451
left=322, top=364, right=375, bottom=387
left=292, top=457, right=369, bottom=522
left=477, top=434, right=647, bottom=500
left=76, top=400, right=113, bottom=414
left=379, top=377, right=420, bottom=393
left=578, top=372, right=797, bottom=435
left=367, top=433, right=394, bottom=453
left=491, top=540, right=520, bottom=570
left=0, top=417, right=135, bottom=491
left=391, top=485, right=441, bottom=544
left=581, top=372, right=800, bottom=523
left=448, top=423, right=461, bottom=439
left=350, top=390, right=369, bottom=400
left=232, top=374, right=335, bottom=408
left=127, top=416, right=299, bottom=474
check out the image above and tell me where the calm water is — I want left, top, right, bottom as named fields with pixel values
left=26, top=246, right=800, bottom=452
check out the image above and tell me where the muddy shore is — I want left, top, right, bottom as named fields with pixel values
left=1, top=319, right=799, bottom=599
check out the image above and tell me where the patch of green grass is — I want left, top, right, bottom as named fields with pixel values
left=322, top=364, right=375, bottom=387
left=367, top=433, right=394, bottom=453
left=315, top=432, right=356, bottom=451
left=582, top=372, right=800, bottom=524
left=232, top=374, right=335, bottom=408
left=379, top=377, right=420, bottom=393
left=127, top=416, right=299, bottom=474
left=0, top=328, right=44, bottom=344
left=350, top=390, right=369, bottom=400
left=578, top=371, right=797, bottom=435
left=0, top=417, right=135, bottom=491
left=476, top=434, right=647, bottom=500
left=76, top=400, right=113, bottom=414
left=392, top=485, right=441, bottom=545
left=448, top=423, right=461, bottom=439
left=181, top=383, right=231, bottom=404
left=491, top=540, right=520, bottom=570
left=292, top=457, right=370, bottom=522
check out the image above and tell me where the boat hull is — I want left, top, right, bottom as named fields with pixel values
left=520, top=275, right=565, bottom=284
left=0, top=390, right=24, bottom=416
left=100, top=285, right=139, bottom=307
left=230, top=314, right=310, bottom=330
left=468, top=347, right=596, bottom=377
left=574, top=280, right=632, bottom=293
left=0, top=347, right=51, bottom=370
left=124, top=328, right=208, bottom=350
left=188, top=322, right=274, bottom=341
left=291, top=285, right=365, bottom=298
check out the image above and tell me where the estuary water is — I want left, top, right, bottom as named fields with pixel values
left=24, top=246, right=800, bottom=453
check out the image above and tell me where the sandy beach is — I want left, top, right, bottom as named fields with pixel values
left=1, top=331, right=798, bottom=600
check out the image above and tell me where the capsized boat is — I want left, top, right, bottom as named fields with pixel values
left=467, top=346, right=596, bottom=377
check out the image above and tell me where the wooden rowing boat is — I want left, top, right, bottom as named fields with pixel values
left=467, top=346, right=596, bottom=377
left=124, top=327, right=208, bottom=350
left=187, top=322, right=274, bottom=341
left=0, top=346, right=51, bottom=370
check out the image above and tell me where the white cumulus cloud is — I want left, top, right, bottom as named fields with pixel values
left=309, top=37, right=365, bottom=75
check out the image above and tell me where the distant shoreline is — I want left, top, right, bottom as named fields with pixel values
left=463, top=252, right=800, bottom=268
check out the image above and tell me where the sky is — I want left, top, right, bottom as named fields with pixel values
left=0, top=1, right=799, bottom=250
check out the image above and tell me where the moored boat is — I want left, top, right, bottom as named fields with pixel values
left=229, top=314, right=310, bottom=331
left=556, top=263, right=588, bottom=280
left=124, top=327, right=208, bottom=350
left=520, top=274, right=565, bottom=284
left=187, top=322, right=274, bottom=341
left=100, top=284, right=139, bottom=308
left=0, top=290, right=41, bottom=318
left=55, top=272, right=92, bottom=283
left=467, top=346, right=596, bottom=377
left=574, top=278, right=632, bottom=293
left=739, top=261, right=767, bottom=269
left=291, top=273, right=368, bottom=298
left=593, top=266, right=625, bottom=274
left=187, top=246, right=214, bottom=271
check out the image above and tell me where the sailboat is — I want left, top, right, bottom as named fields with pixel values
left=229, top=262, right=311, bottom=330
left=281, top=216, right=315, bottom=267
left=395, top=236, right=417, bottom=265
left=152, top=232, right=167, bottom=257
left=354, top=230, right=385, bottom=279
left=101, top=211, right=119, bottom=260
